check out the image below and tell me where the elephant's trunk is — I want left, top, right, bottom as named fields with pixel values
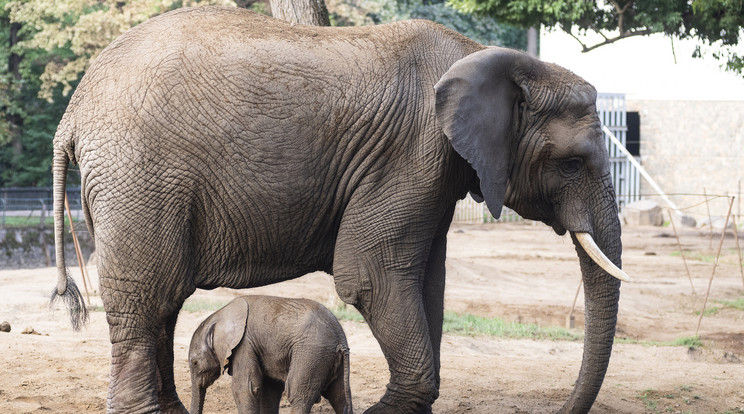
left=560, top=210, right=622, bottom=413
left=191, top=382, right=206, bottom=414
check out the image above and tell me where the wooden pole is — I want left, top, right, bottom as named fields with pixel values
left=703, top=188, right=713, bottom=250
left=730, top=213, right=744, bottom=292
left=668, top=208, right=695, bottom=295
left=696, top=196, right=735, bottom=336
left=65, top=196, right=91, bottom=305
left=566, top=278, right=582, bottom=329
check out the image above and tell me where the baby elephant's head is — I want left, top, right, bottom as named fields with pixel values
left=188, top=299, right=248, bottom=414
left=189, top=322, right=223, bottom=389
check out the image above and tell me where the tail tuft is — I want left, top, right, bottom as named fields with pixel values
left=50, top=272, right=89, bottom=331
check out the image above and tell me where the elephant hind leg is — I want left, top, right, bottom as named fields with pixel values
left=322, top=372, right=348, bottom=414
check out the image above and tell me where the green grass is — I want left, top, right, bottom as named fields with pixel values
left=0, top=216, right=81, bottom=228
left=614, top=335, right=703, bottom=348
left=181, top=298, right=230, bottom=313
left=714, top=298, right=744, bottom=310
left=328, top=304, right=365, bottom=323
left=441, top=311, right=582, bottom=341
left=670, top=249, right=743, bottom=265
left=695, top=297, right=744, bottom=317
left=637, top=389, right=659, bottom=413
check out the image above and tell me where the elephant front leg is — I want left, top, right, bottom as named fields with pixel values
left=156, top=311, right=188, bottom=413
left=357, top=278, right=437, bottom=414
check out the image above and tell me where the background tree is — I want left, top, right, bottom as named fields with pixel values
left=446, top=0, right=744, bottom=76
left=0, top=0, right=233, bottom=187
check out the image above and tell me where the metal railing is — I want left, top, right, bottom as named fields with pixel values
left=0, top=187, right=82, bottom=228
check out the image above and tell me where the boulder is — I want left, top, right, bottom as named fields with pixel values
left=621, top=200, right=664, bottom=227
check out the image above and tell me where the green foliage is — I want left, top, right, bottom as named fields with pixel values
left=447, top=0, right=744, bottom=76
left=328, top=304, right=366, bottom=322
left=442, top=310, right=581, bottom=340
left=181, top=298, right=230, bottom=313
left=333, top=0, right=527, bottom=49
left=409, top=2, right=526, bottom=47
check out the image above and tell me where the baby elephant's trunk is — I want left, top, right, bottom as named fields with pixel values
left=191, top=382, right=206, bottom=414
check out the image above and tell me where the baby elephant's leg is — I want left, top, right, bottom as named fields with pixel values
left=231, top=354, right=263, bottom=414
left=322, top=371, right=348, bottom=414
left=259, top=378, right=284, bottom=414
left=286, top=349, right=336, bottom=413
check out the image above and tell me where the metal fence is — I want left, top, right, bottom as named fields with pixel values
left=597, top=93, right=641, bottom=211
left=0, top=187, right=82, bottom=227
left=453, top=194, right=522, bottom=224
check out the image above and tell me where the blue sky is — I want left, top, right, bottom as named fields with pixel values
left=540, top=28, right=744, bottom=101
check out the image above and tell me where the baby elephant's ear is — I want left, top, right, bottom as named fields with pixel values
left=212, top=298, right=249, bottom=373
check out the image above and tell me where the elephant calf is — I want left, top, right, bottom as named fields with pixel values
left=189, top=295, right=352, bottom=414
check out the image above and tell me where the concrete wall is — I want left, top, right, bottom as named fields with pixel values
left=626, top=99, right=744, bottom=221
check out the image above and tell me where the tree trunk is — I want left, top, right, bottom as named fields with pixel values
left=269, top=0, right=330, bottom=26
left=4, top=21, right=23, bottom=157
left=527, top=26, right=538, bottom=57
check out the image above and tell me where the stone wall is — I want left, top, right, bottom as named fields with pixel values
left=627, top=99, right=744, bottom=221
left=0, top=227, right=94, bottom=269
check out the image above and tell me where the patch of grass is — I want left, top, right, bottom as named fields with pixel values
left=328, top=304, right=365, bottom=323
left=181, top=298, right=229, bottom=313
left=614, top=336, right=703, bottom=348
left=441, top=311, right=582, bottom=341
left=696, top=298, right=744, bottom=317
left=713, top=298, right=744, bottom=311
left=670, top=249, right=743, bottom=265
left=0, top=216, right=80, bottom=228
left=637, top=389, right=659, bottom=413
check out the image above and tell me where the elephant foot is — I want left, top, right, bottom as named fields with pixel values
left=363, top=401, right=399, bottom=414
left=159, top=397, right=188, bottom=414
left=363, top=394, right=431, bottom=414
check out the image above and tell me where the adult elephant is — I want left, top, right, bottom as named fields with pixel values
left=52, top=6, right=629, bottom=414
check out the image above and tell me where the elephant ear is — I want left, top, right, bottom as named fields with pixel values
left=434, top=47, right=530, bottom=218
left=211, top=298, right=249, bottom=373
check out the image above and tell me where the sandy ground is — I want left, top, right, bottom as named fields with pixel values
left=1, top=222, right=743, bottom=413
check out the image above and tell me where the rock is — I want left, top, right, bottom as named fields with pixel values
left=621, top=200, right=664, bottom=227
left=0, top=321, right=10, bottom=332
left=21, top=327, right=41, bottom=335
left=699, top=216, right=734, bottom=231
left=678, top=214, right=697, bottom=227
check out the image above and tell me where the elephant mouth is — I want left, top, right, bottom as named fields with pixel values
left=550, top=222, right=567, bottom=235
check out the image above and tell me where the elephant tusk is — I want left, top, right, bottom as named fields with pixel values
left=574, top=232, right=631, bottom=282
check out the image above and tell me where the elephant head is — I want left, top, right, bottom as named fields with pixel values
left=435, top=48, right=628, bottom=412
left=188, top=298, right=249, bottom=414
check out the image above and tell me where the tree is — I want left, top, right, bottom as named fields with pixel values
left=270, top=0, right=330, bottom=25
left=446, top=0, right=744, bottom=75
left=6, top=0, right=236, bottom=101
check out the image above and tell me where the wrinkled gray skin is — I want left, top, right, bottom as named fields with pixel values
left=52, top=6, right=623, bottom=414
left=188, top=296, right=352, bottom=414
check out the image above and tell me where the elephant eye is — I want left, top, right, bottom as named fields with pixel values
left=560, top=158, right=583, bottom=175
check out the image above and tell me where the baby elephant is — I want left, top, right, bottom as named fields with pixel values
left=189, top=295, right=352, bottom=414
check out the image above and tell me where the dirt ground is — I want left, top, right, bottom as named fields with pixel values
left=1, top=222, right=743, bottom=413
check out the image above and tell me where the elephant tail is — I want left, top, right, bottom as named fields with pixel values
left=338, top=343, right=353, bottom=414
left=50, top=139, right=88, bottom=331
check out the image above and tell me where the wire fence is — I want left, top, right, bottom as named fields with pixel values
left=453, top=194, right=522, bottom=224
left=0, top=187, right=83, bottom=228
